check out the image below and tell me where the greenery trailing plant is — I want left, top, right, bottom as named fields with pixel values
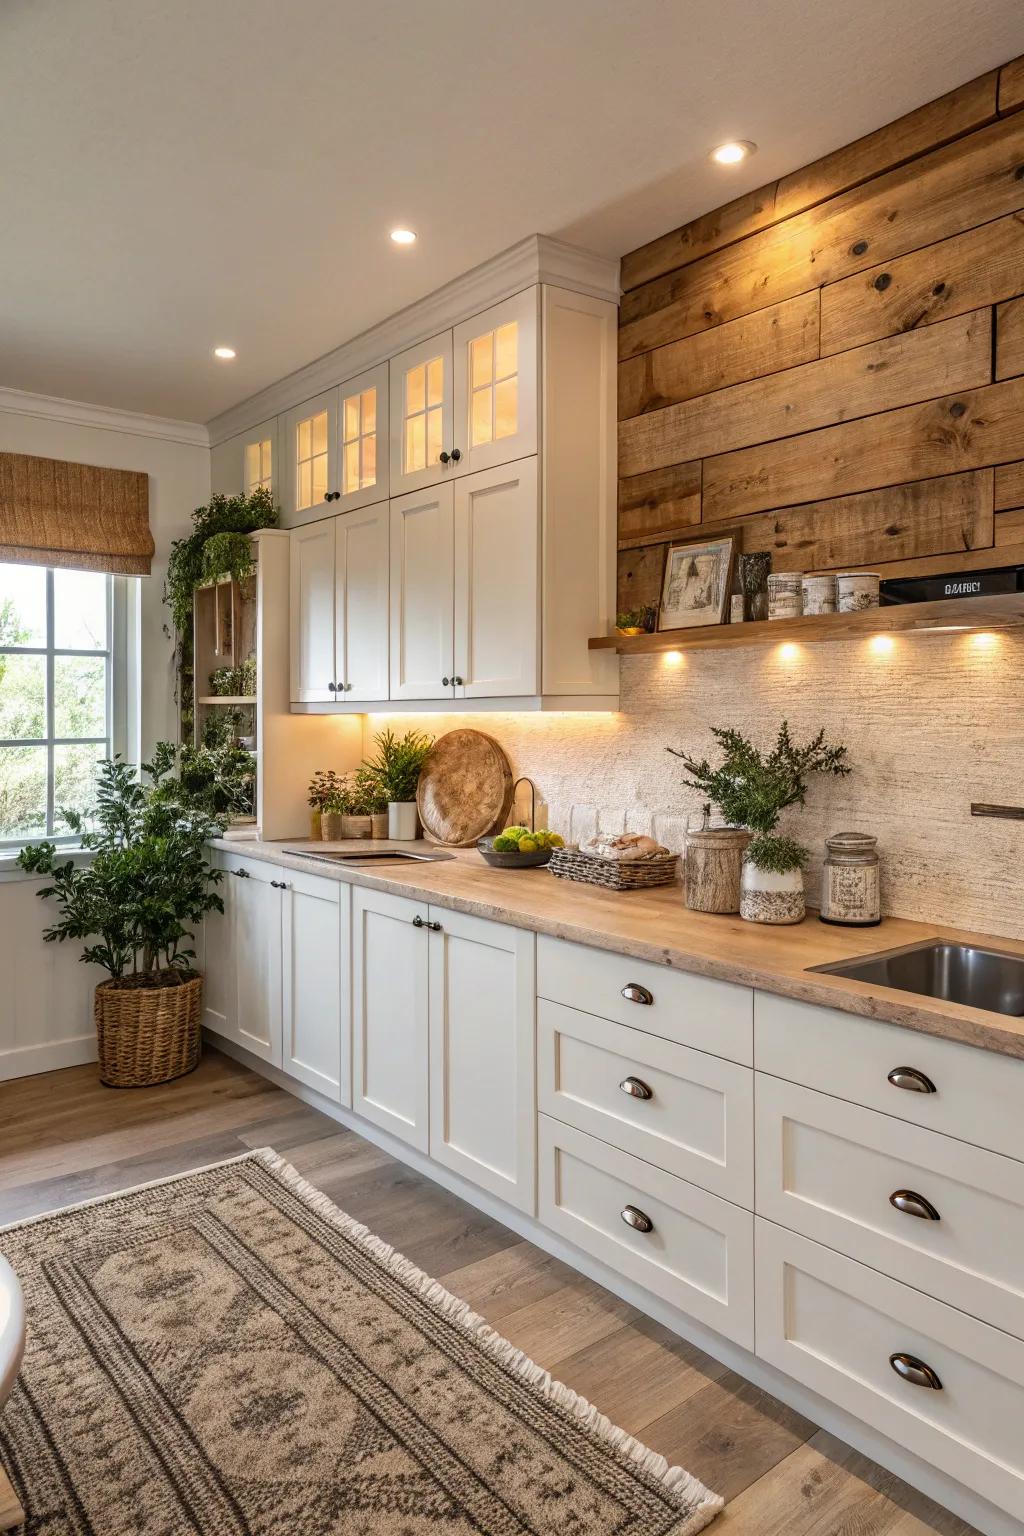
left=199, top=531, right=257, bottom=588
left=209, top=657, right=256, bottom=697
left=17, top=753, right=226, bottom=982
left=668, top=722, right=850, bottom=873
left=362, top=728, right=434, bottom=805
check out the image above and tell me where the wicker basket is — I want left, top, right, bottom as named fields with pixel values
left=548, top=846, right=680, bottom=892
left=94, top=971, right=203, bottom=1088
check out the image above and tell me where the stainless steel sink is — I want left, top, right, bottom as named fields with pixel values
left=809, top=940, right=1024, bottom=1016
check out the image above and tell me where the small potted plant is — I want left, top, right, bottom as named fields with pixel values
left=363, top=728, right=434, bottom=840
left=352, top=766, right=390, bottom=838
left=320, top=783, right=351, bottom=841
left=17, top=750, right=226, bottom=1087
left=340, top=773, right=373, bottom=840
left=615, top=605, right=658, bottom=636
left=668, top=722, right=850, bottom=924
left=308, top=769, right=343, bottom=839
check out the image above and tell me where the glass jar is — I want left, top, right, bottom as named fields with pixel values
left=820, top=832, right=881, bottom=926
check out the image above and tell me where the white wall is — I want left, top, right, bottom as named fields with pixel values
left=0, top=390, right=210, bottom=1079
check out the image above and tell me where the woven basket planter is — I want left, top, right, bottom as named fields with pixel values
left=94, top=971, right=203, bottom=1088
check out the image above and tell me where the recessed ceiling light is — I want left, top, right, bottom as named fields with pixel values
left=389, top=228, right=417, bottom=245
left=212, top=345, right=236, bottom=360
left=710, top=140, right=756, bottom=166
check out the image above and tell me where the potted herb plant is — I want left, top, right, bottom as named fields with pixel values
left=17, top=752, right=226, bottom=1087
left=320, top=784, right=351, bottom=841
left=308, top=769, right=344, bottom=839
left=668, top=723, right=850, bottom=924
left=352, top=766, right=389, bottom=839
left=363, top=728, right=434, bottom=840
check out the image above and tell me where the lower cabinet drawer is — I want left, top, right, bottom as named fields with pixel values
left=538, top=999, right=753, bottom=1205
left=756, top=1220, right=1024, bottom=1523
left=756, top=1074, right=1024, bottom=1339
left=539, top=1116, right=754, bottom=1348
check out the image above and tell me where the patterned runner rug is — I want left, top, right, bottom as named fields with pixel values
left=0, top=1149, right=721, bottom=1535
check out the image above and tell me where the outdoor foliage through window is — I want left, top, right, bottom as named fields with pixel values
left=0, top=563, right=112, bottom=844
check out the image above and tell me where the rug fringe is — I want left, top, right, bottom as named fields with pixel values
left=253, top=1145, right=724, bottom=1530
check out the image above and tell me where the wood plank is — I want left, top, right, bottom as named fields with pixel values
left=617, top=542, right=667, bottom=612
left=689, top=471, right=993, bottom=573
left=702, top=377, right=1024, bottom=521
left=821, top=212, right=1024, bottom=355
left=996, top=294, right=1024, bottom=379
left=619, top=310, right=991, bottom=478
left=618, top=462, right=700, bottom=545
left=995, top=508, right=1024, bottom=544
left=620, top=184, right=778, bottom=293
left=618, top=292, right=818, bottom=420
left=998, top=55, right=1024, bottom=115
left=848, top=539, right=1024, bottom=583
left=619, top=114, right=1024, bottom=358
left=994, top=460, right=1024, bottom=509
left=774, top=72, right=999, bottom=221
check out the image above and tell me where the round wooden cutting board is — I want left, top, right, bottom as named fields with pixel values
left=416, top=729, right=514, bottom=847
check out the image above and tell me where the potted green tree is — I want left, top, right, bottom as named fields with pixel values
left=668, top=723, right=850, bottom=924
left=17, top=751, right=226, bottom=1086
left=362, top=728, right=434, bottom=840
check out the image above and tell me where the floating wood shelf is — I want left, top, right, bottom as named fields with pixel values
left=589, top=593, right=1024, bottom=655
left=195, top=695, right=257, bottom=705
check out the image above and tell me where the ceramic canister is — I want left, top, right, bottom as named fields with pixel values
left=801, top=573, right=837, bottom=616
left=767, top=572, right=803, bottom=620
left=836, top=571, right=881, bottom=612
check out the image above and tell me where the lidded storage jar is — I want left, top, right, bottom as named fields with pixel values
left=820, top=831, right=881, bottom=926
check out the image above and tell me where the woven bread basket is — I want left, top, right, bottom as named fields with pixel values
left=94, top=971, right=203, bottom=1088
left=548, top=846, right=680, bottom=892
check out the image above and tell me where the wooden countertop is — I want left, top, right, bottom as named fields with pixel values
left=211, top=835, right=1024, bottom=1061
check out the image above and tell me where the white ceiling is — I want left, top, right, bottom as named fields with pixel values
left=1, top=0, right=1020, bottom=425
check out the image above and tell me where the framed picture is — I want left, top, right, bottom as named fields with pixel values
left=658, top=537, right=735, bottom=630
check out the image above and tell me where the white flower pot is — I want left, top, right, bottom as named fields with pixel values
left=740, top=862, right=805, bottom=925
left=388, top=801, right=419, bottom=840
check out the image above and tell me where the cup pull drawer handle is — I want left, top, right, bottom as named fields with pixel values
left=887, top=1067, right=936, bottom=1094
left=621, top=983, right=654, bottom=1006
left=889, top=1352, right=942, bottom=1390
left=890, top=1189, right=940, bottom=1221
left=619, top=1076, right=653, bottom=1100
left=620, top=1205, right=653, bottom=1234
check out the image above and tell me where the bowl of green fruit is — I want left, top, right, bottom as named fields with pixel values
left=477, top=826, right=564, bottom=868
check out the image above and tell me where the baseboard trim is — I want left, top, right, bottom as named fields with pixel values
left=206, top=1030, right=1017, bottom=1536
left=0, top=1035, right=96, bottom=1083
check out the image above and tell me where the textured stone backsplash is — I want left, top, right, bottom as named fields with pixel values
left=366, top=630, right=1024, bottom=941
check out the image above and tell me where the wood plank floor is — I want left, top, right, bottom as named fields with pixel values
left=0, top=1050, right=979, bottom=1535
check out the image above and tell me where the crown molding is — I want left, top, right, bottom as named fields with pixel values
left=0, top=386, right=209, bottom=448
left=207, top=234, right=621, bottom=447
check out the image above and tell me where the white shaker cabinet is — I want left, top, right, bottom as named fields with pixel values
left=428, top=908, right=536, bottom=1213
left=452, top=288, right=538, bottom=476
left=285, top=388, right=339, bottom=526
left=389, top=332, right=454, bottom=496
left=206, top=855, right=283, bottom=1068
left=210, top=417, right=278, bottom=499
left=289, top=518, right=337, bottom=703
left=334, top=501, right=389, bottom=703
left=337, top=363, right=388, bottom=512
left=281, top=869, right=351, bottom=1105
left=454, top=457, right=539, bottom=699
left=389, top=484, right=456, bottom=701
left=351, top=887, right=431, bottom=1151
left=201, top=851, right=236, bottom=1042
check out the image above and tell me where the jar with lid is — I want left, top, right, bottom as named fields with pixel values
left=820, top=832, right=881, bottom=926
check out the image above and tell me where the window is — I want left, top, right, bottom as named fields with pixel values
left=470, top=321, right=518, bottom=447
left=341, top=386, right=378, bottom=495
left=0, top=564, right=124, bottom=847
left=295, top=410, right=328, bottom=511
left=245, top=437, right=273, bottom=494
left=403, top=357, right=444, bottom=473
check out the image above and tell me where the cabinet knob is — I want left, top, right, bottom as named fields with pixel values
left=621, top=982, right=654, bottom=1006
left=442, top=677, right=451, bottom=687
left=452, top=675, right=464, bottom=687
left=620, top=1204, right=654, bottom=1234
left=326, top=490, right=340, bottom=502
left=450, top=448, right=462, bottom=463
left=889, top=1353, right=942, bottom=1390
left=619, top=1075, right=653, bottom=1101
left=890, top=1189, right=940, bottom=1221
left=231, top=868, right=249, bottom=878
left=439, top=451, right=450, bottom=465
left=328, top=681, right=337, bottom=692
left=270, top=879, right=288, bottom=890
left=887, top=1066, right=936, bottom=1094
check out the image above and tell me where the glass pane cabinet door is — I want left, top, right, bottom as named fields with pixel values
left=389, top=332, right=454, bottom=496
left=244, top=435, right=273, bottom=494
left=285, top=388, right=338, bottom=524
left=453, top=289, right=538, bottom=476
left=337, top=362, right=388, bottom=511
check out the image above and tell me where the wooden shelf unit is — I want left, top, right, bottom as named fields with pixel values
left=589, top=593, right=1024, bottom=655
left=195, top=695, right=257, bottom=706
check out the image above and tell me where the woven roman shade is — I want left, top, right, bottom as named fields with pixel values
left=0, top=451, right=154, bottom=575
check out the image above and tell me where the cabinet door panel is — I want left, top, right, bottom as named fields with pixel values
left=289, top=519, right=337, bottom=702
left=281, top=872, right=350, bottom=1105
left=454, top=458, right=539, bottom=698
left=229, top=861, right=282, bottom=1067
left=242, top=417, right=279, bottom=499
left=352, top=888, right=429, bottom=1150
left=389, top=332, right=454, bottom=495
left=428, top=909, right=536, bottom=1212
left=336, top=502, right=389, bottom=703
left=389, top=485, right=454, bottom=701
left=337, top=363, right=388, bottom=512
left=202, top=853, right=237, bottom=1042
left=453, top=289, right=538, bottom=476
left=285, top=388, right=338, bottom=526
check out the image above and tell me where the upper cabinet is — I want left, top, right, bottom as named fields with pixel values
left=389, top=332, right=454, bottom=496
left=210, top=417, right=279, bottom=499
left=453, top=290, right=538, bottom=477
left=285, top=389, right=337, bottom=525
left=338, top=363, right=389, bottom=512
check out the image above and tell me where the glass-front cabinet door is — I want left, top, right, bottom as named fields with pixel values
left=453, top=289, right=538, bottom=476
left=285, top=388, right=338, bottom=525
left=389, top=332, right=454, bottom=496
left=243, top=421, right=276, bottom=498
left=338, top=362, right=388, bottom=512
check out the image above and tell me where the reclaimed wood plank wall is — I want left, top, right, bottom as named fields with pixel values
left=617, top=55, right=1024, bottom=613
